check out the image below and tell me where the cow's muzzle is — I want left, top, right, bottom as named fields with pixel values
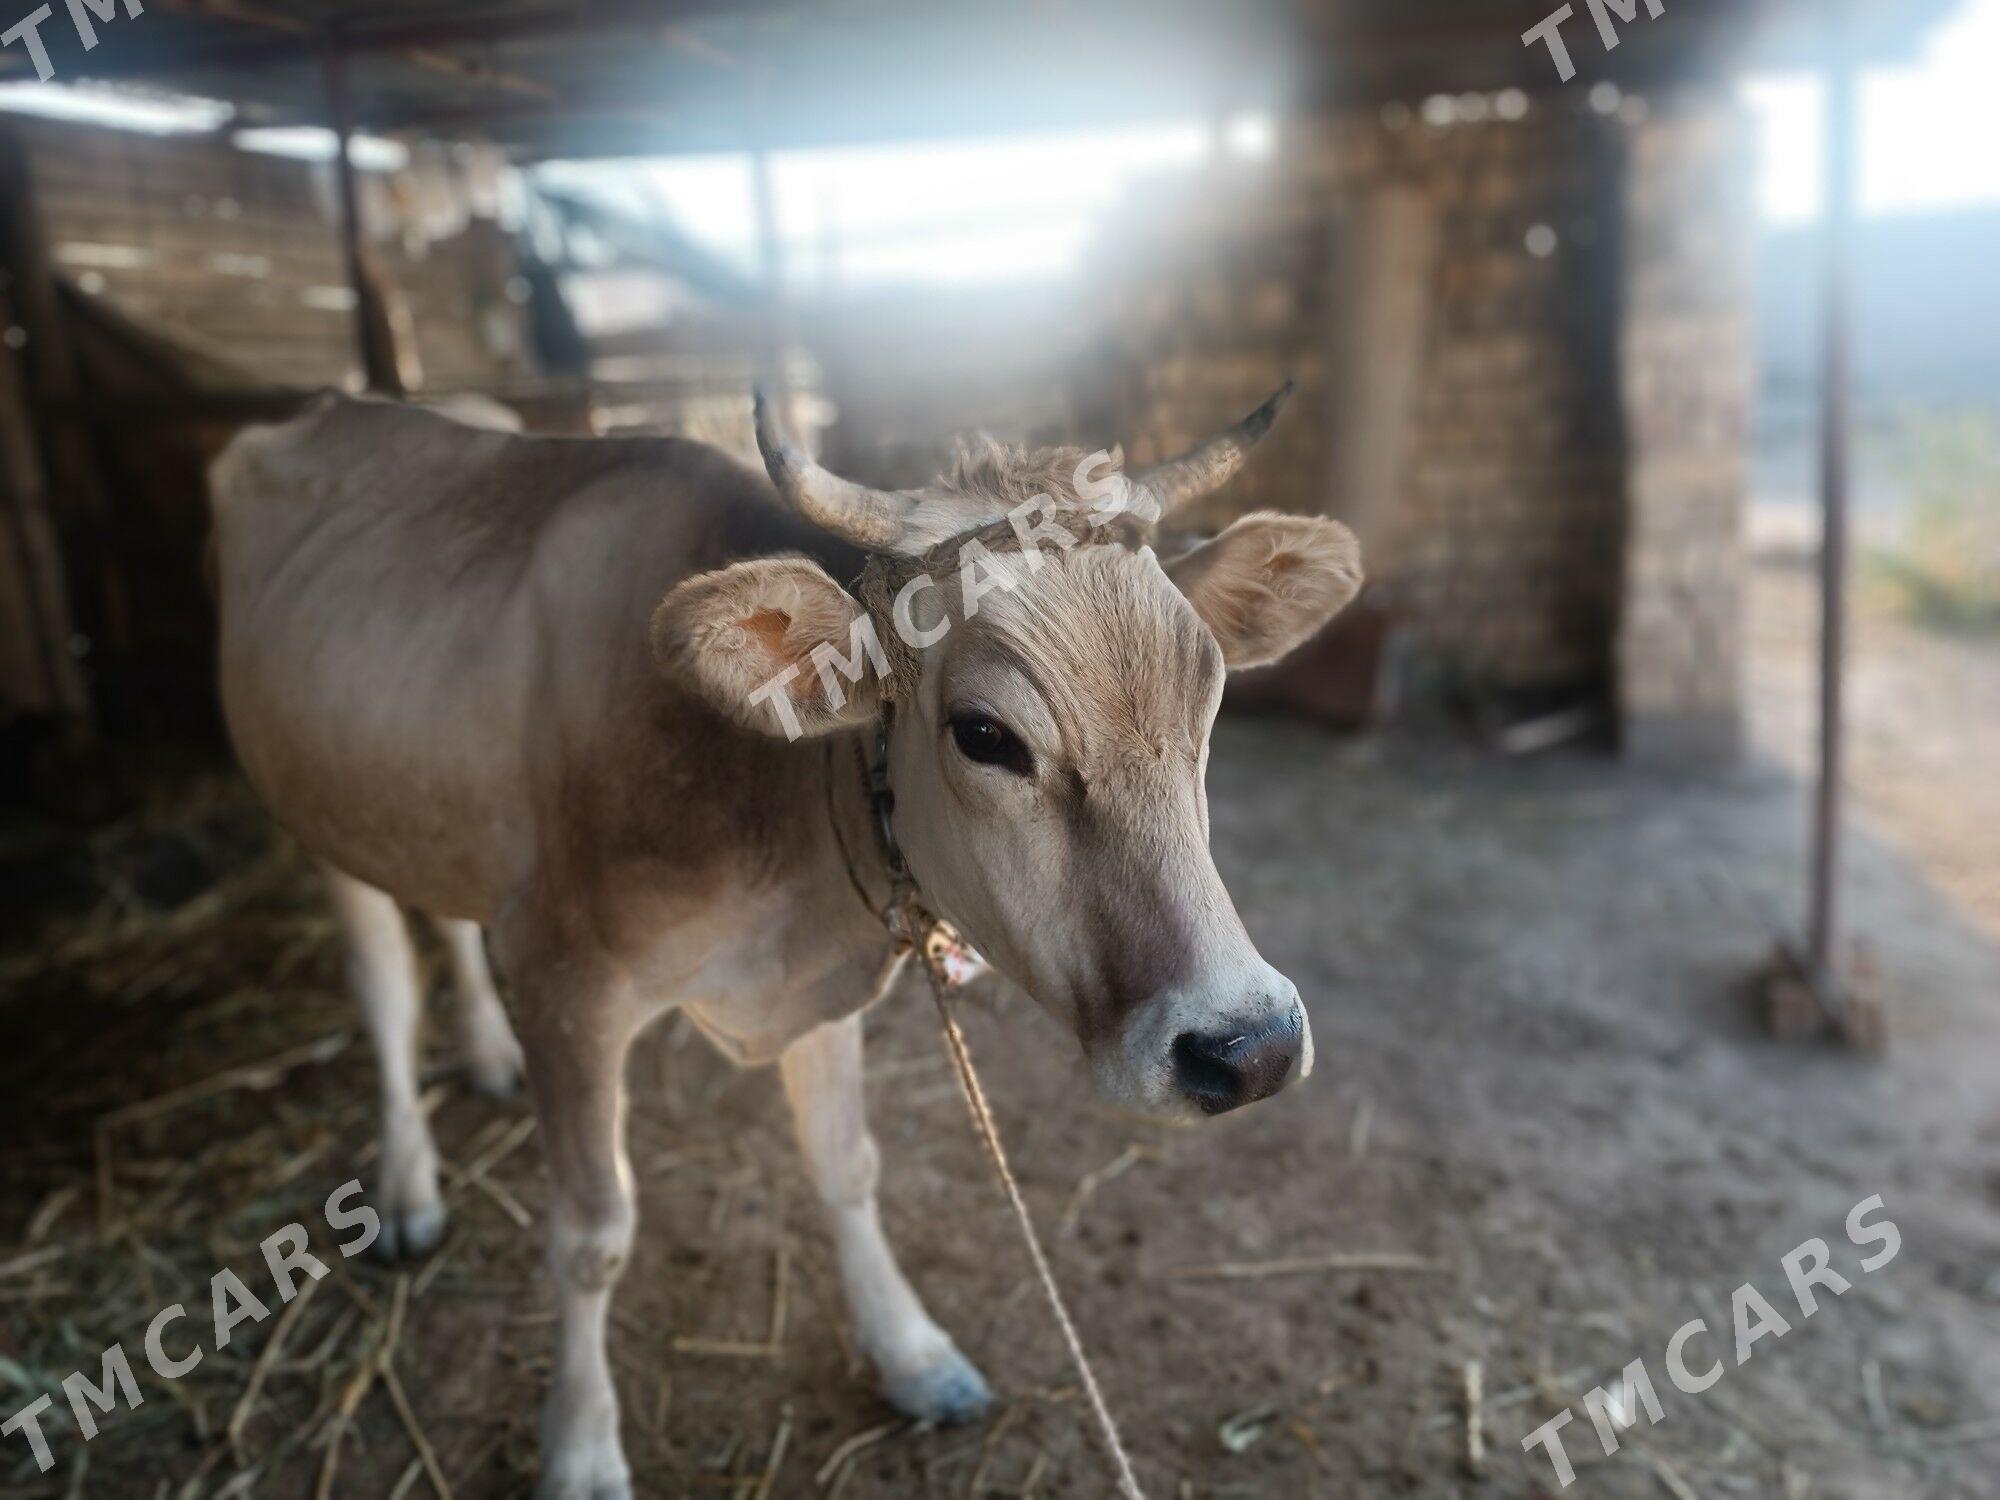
left=1171, top=998, right=1305, bottom=1115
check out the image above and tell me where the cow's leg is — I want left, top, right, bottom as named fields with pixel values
left=323, top=865, right=444, bottom=1259
left=781, top=1012, right=993, bottom=1423
left=427, top=914, right=526, bottom=1097
left=511, top=948, right=639, bottom=1500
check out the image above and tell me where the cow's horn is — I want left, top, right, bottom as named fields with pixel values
left=1132, top=379, right=1295, bottom=517
left=753, top=387, right=911, bottom=551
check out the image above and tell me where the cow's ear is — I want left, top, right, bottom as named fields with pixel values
left=1165, top=512, right=1363, bottom=670
left=652, top=557, right=884, bottom=740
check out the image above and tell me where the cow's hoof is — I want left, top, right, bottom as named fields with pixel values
left=536, top=1438, right=631, bottom=1499
left=535, top=1481, right=630, bottom=1500
left=536, top=1479, right=630, bottom=1500
left=372, top=1199, right=447, bottom=1262
left=880, top=1345, right=994, bottom=1426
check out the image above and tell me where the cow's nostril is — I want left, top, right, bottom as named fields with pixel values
left=1171, top=1031, right=1245, bottom=1114
left=1172, top=1009, right=1301, bottom=1115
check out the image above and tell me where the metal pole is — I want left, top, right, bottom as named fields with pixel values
left=1807, top=8, right=1856, bottom=995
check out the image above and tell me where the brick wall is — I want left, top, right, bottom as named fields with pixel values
left=1086, top=90, right=1753, bottom=755
left=1616, top=95, right=1753, bottom=764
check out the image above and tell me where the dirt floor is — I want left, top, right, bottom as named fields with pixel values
left=4, top=573, right=1999, bottom=1499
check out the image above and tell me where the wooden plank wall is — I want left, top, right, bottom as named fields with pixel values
left=14, top=116, right=532, bottom=392
left=0, top=115, right=535, bottom=738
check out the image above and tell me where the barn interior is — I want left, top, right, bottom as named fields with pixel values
left=3, top=3, right=1998, bottom=1497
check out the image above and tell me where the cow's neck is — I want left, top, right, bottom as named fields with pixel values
left=823, top=719, right=903, bottom=932
left=820, top=704, right=949, bottom=954
left=660, top=727, right=902, bottom=1065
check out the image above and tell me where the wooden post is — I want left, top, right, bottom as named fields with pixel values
left=322, top=41, right=406, bottom=396
left=749, top=129, right=788, bottom=402
left=0, top=123, right=97, bottom=739
left=0, top=288, right=89, bottom=726
left=1323, top=185, right=1440, bottom=546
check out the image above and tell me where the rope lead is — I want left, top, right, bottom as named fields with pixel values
left=913, top=912, right=1146, bottom=1500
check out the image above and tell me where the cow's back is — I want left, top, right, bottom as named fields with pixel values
left=210, top=394, right=828, bottom=920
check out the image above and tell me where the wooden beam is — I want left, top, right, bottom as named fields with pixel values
left=1321, top=186, right=1439, bottom=551
left=152, top=0, right=560, bottom=103
left=264, top=93, right=677, bottom=138
left=0, top=125, right=107, bottom=740
left=4, top=0, right=735, bottom=82
left=45, top=389, right=316, bottom=424
left=323, top=44, right=405, bottom=397
left=400, top=46, right=560, bottom=103
left=148, top=0, right=310, bottom=35
left=0, top=284, right=90, bottom=724
left=748, top=119, right=788, bottom=403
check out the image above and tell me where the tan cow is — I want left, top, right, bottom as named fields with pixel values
left=209, top=386, right=1360, bottom=1498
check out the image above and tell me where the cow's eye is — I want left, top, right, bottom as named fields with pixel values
left=949, top=712, right=1033, bottom=775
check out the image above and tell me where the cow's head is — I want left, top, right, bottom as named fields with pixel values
left=654, top=386, right=1361, bottom=1122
